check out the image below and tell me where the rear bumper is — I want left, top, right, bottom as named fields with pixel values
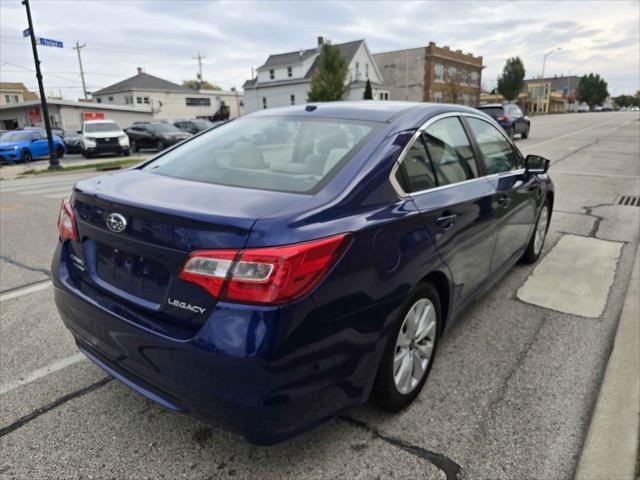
left=52, top=241, right=391, bottom=444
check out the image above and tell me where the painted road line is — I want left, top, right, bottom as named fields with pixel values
left=0, top=353, right=86, bottom=395
left=521, top=117, right=622, bottom=151
left=17, top=185, right=75, bottom=196
left=552, top=170, right=640, bottom=179
left=43, top=191, right=73, bottom=199
left=0, top=173, right=93, bottom=190
left=2, top=181, right=77, bottom=194
left=0, top=281, right=51, bottom=302
left=517, top=235, right=623, bottom=318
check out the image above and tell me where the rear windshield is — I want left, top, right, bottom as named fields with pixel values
left=143, top=117, right=379, bottom=193
left=477, top=107, right=504, bottom=118
left=84, top=122, right=121, bottom=133
left=150, top=123, right=181, bottom=133
left=193, top=120, right=214, bottom=130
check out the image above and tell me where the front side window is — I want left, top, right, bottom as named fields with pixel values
left=466, top=117, right=518, bottom=174
left=423, top=117, right=478, bottom=185
left=143, top=117, right=379, bottom=194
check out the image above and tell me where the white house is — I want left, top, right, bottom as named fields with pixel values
left=243, top=38, right=389, bottom=113
left=92, top=69, right=244, bottom=120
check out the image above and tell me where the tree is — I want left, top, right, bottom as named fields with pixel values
left=497, top=57, right=525, bottom=102
left=307, top=43, right=349, bottom=102
left=182, top=79, right=222, bottom=91
left=444, top=72, right=463, bottom=104
left=363, top=79, right=373, bottom=100
left=576, top=73, right=609, bottom=110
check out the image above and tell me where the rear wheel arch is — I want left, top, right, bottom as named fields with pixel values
left=418, top=271, right=450, bottom=335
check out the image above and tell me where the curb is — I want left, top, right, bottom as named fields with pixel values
left=575, top=246, right=640, bottom=480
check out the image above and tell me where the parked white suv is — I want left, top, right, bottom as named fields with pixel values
left=81, top=120, right=130, bottom=158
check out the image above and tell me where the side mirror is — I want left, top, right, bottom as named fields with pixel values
left=77, top=130, right=82, bottom=134
left=525, top=154, right=550, bottom=174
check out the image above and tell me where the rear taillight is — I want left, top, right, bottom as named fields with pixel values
left=180, top=233, right=352, bottom=305
left=496, top=115, right=509, bottom=122
left=58, top=199, right=78, bottom=241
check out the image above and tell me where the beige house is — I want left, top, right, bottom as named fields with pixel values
left=0, top=82, right=39, bottom=106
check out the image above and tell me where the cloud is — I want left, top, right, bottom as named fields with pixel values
left=1, top=0, right=638, bottom=98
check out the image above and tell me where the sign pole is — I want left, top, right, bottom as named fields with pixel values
left=22, top=0, right=60, bottom=169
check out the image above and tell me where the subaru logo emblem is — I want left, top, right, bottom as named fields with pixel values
left=106, top=213, right=127, bottom=233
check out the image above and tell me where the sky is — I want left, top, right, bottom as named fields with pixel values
left=1, top=0, right=638, bottom=100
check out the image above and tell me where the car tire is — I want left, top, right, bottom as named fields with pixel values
left=372, top=283, right=441, bottom=412
left=520, top=200, right=551, bottom=264
left=507, top=126, right=515, bottom=140
left=131, top=140, right=139, bottom=153
left=21, top=149, right=31, bottom=163
left=56, top=146, right=64, bottom=159
left=156, top=140, right=164, bottom=152
left=123, top=149, right=130, bottom=157
left=522, top=124, right=530, bottom=139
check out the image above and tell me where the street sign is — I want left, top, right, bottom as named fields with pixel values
left=23, top=28, right=31, bottom=37
left=37, top=37, right=63, bottom=48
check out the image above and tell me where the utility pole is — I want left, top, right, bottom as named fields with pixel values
left=73, top=41, right=88, bottom=100
left=537, top=47, right=561, bottom=114
left=192, top=53, right=205, bottom=88
left=21, top=0, right=59, bottom=169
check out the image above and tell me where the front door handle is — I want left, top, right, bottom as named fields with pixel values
left=435, top=214, right=458, bottom=230
left=498, top=194, right=511, bottom=208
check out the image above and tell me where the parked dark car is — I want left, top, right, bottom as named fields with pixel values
left=125, top=122, right=192, bottom=152
left=476, top=103, right=530, bottom=139
left=173, top=119, right=223, bottom=134
left=53, top=102, right=553, bottom=445
left=63, top=129, right=82, bottom=154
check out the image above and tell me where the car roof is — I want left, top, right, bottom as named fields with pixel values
left=84, top=120, right=117, bottom=124
left=247, top=101, right=482, bottom=123
left=477, top=103, right=505, bottom=109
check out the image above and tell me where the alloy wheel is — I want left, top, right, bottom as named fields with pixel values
left=393, top=298, right=437, bottom=395
left=534, top=205, right=549, bottom=255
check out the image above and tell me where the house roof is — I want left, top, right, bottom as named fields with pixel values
left=0, top=82, right=39, bottom=100
left=0, top=99, right=153, bottom=113
left=246, top=40, right=366, bottom=90
left=92, top=72, right=196, bottom=96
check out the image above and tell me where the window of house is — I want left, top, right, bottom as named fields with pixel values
left=384, top=93, right=389, bottom=100
left=432, top=91, right=443, bottom=102
left=290, top=94, right=295, bottom=105
left=4, top=95, right=10, bottom=103
left=365, top=63, right=369, bottom=79
left=471, top=71, right=479, bottom=86
left=434, top=63, right=444, bottom=81
left=262, top=97, right=267, bottom=109
left=136, top=97, right=142, bottom=104
left=108, top=96, right=114, bottom=102
left=269, top=69, right=275, bottom=80
left=466, top=117, right=518, bottom=174
left=448, top=65, right=457, bottom=80
left=462, top=94, right=470, bottom=106
left=240, top=100, right=244, bottom=107
left=185, top=97, right=211, bottom=106
left=287, top=67, right=292, bottom=78
left=124, top=96, right=133, bottom=104
left=97, top=98, right=102, bottom=103
left=143, top=97, right=150, bottom=104
left=423, top=117, right=478, bottom=185
left=461, top=69, right=468, bottom=84
left=379, top=93, right=384, bottom=100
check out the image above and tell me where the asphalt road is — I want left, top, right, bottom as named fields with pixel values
left=0, top=112, right=638, bottom=479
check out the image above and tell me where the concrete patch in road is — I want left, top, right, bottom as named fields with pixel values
left=517, top=234, right=622, bottom=317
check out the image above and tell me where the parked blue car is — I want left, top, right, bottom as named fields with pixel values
left=52, top=102, right=553, bottom=444
left=0, top=129, right=65, bottom=163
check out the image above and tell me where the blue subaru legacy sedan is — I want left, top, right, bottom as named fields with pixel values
left=52, top=102, right=553, bottom=444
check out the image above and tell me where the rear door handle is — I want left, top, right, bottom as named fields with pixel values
left=498, top=194, right=511, bottom=208
left=435, top=214, right=458, bottom=230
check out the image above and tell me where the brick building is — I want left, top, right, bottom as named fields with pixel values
left=373, top=42, right=484, bottom=105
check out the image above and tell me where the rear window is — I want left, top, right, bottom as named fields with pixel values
left=143, top=117, right=379, bottom=193
left=150, top=123, right=181, bottom=133
left=84, top=122, right=121, bottom=133
left=477, top=107, right=503, bottom=118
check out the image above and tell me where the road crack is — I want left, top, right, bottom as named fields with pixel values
left=0, top=255, right=51, bottom=279
left=0, top=376, right=112, bottom=437
left=338, top=415, right=461, bottom=480
left=582, top=202, right=612, bottom=238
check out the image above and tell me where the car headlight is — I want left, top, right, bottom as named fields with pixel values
left=118, top=135, right=129, bottom=146
left=85, top=137, right=96, bottom=142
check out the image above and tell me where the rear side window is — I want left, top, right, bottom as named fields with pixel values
left=395, top=139, right=437, bottom=193
left=423, top=117, right=478, bottom=186
left=477, top=107, right=503, bottom=118
left=143, top=117, right=379, bottom=194
left=466, top=117, right=519, bottom=174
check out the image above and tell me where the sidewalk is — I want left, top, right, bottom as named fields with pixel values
left=0, top=156, right=147, bottom=181
left=575, top=246, right=640, bottom=480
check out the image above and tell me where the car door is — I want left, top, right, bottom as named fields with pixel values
left=395, top=115, right=499, bottom=307
left=464, top=116, right=540, bottom=273
left=30, top=131, right=48, bottom=157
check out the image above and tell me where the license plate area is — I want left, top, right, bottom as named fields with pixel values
left=96, top=243, right=169, bottom=304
